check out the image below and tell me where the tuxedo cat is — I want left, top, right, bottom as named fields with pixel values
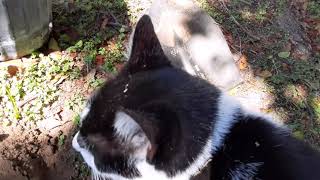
left=72, top=15, right=320, bottom=180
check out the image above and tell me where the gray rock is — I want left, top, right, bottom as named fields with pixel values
left=147, top=0, right=241, bottom=90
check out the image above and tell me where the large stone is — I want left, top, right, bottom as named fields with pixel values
left=147, top=0, right=241, bottom=90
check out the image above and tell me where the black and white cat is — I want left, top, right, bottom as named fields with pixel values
left=72, top=15, right=320, bottom=180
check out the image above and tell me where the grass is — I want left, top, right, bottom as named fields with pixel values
left=202, top=0, right=320, bottom=147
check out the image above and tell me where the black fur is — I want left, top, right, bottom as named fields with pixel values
left=191, top=114, right=320, bottom=180
left=75, top=15, right=320, bottom=180
left=79, top=15, right=221, bottom=178
left=213, top=115, right=320, bottom=180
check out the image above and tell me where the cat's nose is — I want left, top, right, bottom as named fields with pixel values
left=72, top=132, right=81, bottom=151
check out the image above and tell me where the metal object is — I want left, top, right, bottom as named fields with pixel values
left=0, top=0, right=52, bottom=61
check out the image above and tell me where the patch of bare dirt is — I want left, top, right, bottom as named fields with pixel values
left=0, top=73, right=96, bottom=180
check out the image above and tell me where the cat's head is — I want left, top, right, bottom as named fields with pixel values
left=72, top=15, right=217, bottom=180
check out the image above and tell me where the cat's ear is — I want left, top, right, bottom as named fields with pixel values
left=128, top=15, right=171, bottom=74
left=113, top=110, right=160, bottom=162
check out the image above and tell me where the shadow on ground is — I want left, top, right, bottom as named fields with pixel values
left=204, top=0, right=320, bottom=147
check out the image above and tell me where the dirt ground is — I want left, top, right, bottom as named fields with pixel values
left=0, top=0, right=319, bottom=179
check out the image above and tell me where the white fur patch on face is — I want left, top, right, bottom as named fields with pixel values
left=72, top=132, right=131, bottom=180
left=75, top=98, right=243, bottom=180
left=112, top=111, right=214, bottom=180
left=212, top=93, right=241, bottom=153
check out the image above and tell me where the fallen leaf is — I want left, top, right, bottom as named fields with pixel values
left=256, top=70, right=272, bottom=78
left=278, top=51, right=290, bottom=58
left=100, top=16, right=109, bottom=30
left=68, top=52, right=78, bottom=60
left=7, top=65, right=19, bottom=77
left=238, top=55, right=248, bottom=70
left=282, top=63, right=290, bottom=71
left=283, top=42, right=292, bottom=52
left=95, top=55, right=105, bottom=66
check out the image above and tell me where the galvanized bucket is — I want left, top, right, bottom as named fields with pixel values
left=0, top=0, right=52, bottom=61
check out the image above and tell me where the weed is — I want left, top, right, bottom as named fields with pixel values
left=73, top=114, right=81, bottom=126
left=198, top=0, right=320, bottom=146
left=0, top=54, right=80, bottom=124
left=58, top=134, right=66, bottom=146
left=79, top=163, right=91, bottom=177
left=255, top=3, right=269, bottom=22
left=89, top=78, right=104, bottom=89
left=101, top=36, right=125, bottom=73
left=69, top=67, right=81, bottom=80
left=5, top=85, right=21, bottom=120
left=308, top=1, right=320, bottom=18
left=53, top=0, right=129, bottom=73
left=65, top=93, right=85, bottom=113
left=311, top=97, right=320, bottom=121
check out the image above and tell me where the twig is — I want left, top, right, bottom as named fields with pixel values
left=229, top=44, right=240, bottom=53
left=229, top=16, right=261, bottom=41
left=219, top=1, right=261, bottom=41
left=239, top=0, right=251, bottom=5
left=239, top=36, right=242, bottom=54
left=109, top=12, right=119, bottom=23
left=17, top=95, right=38, bottom=107
left=107, top=22, right=129, bottom=31
left=271, top=58, right=279, bottom=75
left=234, top=44, right=258, bottom=54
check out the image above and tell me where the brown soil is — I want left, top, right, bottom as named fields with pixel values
left=0, top=77, right=93, bottom=180
left=0, top=53, right=117, bottom=179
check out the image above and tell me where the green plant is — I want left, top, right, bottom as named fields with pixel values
left=308, top=1, right=320, bottom=18
left=65, top=93, right=85, bottom=112
left=101, top=37, right=125, bottom=73
left=89, top=78, right=104, bottom=88
left=58, top=134, right=66, bottom=146
left=67, top=40, right=84, bottom=52
left=255, top=3, right=269, bottom=22
left=73, top=114, right=81, bottom=126
left=5, top=85, right=21, bottom=120
left=0, top=53, right=80, bottom=124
